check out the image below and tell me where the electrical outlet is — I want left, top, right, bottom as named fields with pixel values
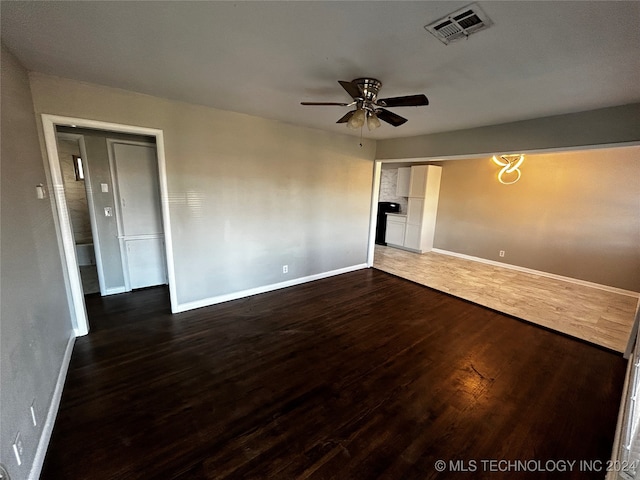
left=12, top=432, right=23, bottom=466
left=282, top=265, right=288, bottom=274
left=30, top=400, right=37, bottom=427
left=104, top=206, right=113, bottom=217
left=499, top=250, right=505, bottom=257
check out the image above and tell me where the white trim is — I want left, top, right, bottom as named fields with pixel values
left=154, top=131, right=178, bottom=313
left=607, top=354, right=634, bottom=480
left=41, top=115, right=179, bottom=330
left=175, top=263, right=368, bottom=313
left=105, top=286, right=127, bottom=295
left=117, top=234, right=164, bottom=241
left=432, top=248, right=640, bottom=298
left=42, top=118, right=88, bottom=335
left=366, top=161, right=382, bottom=267
left=77, top=135, right=108, bottom=296
left=28, top=334, right=75, bottom=480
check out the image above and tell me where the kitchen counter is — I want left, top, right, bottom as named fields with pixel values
left=386, top=212, right=407, bottom=218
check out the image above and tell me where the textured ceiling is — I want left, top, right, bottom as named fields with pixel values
left=2, top=1, right=639, bottom=139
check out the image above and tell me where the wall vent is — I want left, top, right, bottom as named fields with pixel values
left=424, top=3, right=493, bottom=45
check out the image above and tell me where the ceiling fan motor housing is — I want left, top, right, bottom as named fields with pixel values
left=353, top=78, right=382, bottom=104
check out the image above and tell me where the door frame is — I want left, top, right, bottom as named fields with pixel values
left=55, top=132, right=108, bottom=296
left=366, top=142, right=640, bottom=268
left=41, top=114, right=177, bottom=336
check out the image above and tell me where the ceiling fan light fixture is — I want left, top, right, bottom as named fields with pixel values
left=347, top=108, right=366, bottom=129
left=301, top=78, right=428, bottom=130
left=367, top=111, right=381, bottom=131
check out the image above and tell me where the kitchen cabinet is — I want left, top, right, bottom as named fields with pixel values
left=396, top=167, right=411, bottom=197
left=385, top=214, right=406, bottom=247
left=384, top=165, right=442, bottom=253
left=408, top=165, right=428, bottom=198
left=405, top=165, right=441, bottom=253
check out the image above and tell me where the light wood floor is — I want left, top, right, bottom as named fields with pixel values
left=374, top=245, right=639, bottom=352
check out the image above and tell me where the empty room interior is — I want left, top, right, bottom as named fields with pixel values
left=1, top=2, right=639, bottom=479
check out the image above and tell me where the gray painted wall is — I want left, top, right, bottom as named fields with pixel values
left=376, top=104, right=640, bottom=160
left=377, top=104, right=640, bottom=292
left=433, top=147, right=640, bottom=291
left=29, top=73, right=376, bottom=307
left=1, top=45, right=74, bottom=479
left=82, top=135, right=126, bottom=292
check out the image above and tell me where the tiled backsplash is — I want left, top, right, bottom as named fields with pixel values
left=379, top=168, right=408, bottom=213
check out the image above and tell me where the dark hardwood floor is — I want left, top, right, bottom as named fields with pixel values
left=41, top=269, right=627, bottom=479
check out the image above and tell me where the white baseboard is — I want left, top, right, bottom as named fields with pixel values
left=29, top=334, right=75, bottom=480
left=606, top=354, right=634, bottom=480
left=432, top=248, right=640, bottom=298
left=104, top=286, right=126, bottom=296
left=175, top=263, right=368, bottom=313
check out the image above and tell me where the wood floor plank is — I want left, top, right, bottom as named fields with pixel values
left=41, top=269, right=627, bottom=479
left=374, top=245, right=639, bottom=352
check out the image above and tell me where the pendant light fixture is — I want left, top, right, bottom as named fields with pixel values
left=492, top=154, right=524, bottom=185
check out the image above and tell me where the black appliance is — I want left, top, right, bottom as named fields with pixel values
left=375, top=202, right=401, bottom=245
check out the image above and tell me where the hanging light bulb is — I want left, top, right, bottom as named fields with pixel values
left=367, top=111, right=381, bottom=131
left=347, top=108, right=366, bottom=129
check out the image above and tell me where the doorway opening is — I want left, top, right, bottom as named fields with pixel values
left=42, top=115, right=176, bottom=337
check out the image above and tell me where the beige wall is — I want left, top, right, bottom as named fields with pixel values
left=1, top=45, right=75, bottom=478
left=433, top=147, right=640, bottom=291
left=29, top=73, right=376, bottom=306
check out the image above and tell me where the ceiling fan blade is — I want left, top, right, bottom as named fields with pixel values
left=301, top=102, right=351, bottom=106
left=336, top=110, right=355, bottom=123
left=376, top=94, right=429, bottom=107
left=338, top=80, right=361, bottom=99
left=376, top=108, right=408, bottom=127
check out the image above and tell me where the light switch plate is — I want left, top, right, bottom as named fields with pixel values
left=101, top=183, right=109, bottom=193
left=104, top=207, right=113, bottom=217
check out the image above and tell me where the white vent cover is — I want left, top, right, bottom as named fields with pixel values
left=424, top=3, right=493, bottom=45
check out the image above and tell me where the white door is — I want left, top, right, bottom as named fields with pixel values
left=110, top=141, right=167, bottom=290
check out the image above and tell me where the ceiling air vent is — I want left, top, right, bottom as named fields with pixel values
left=424, top=3, right=493, bottom=45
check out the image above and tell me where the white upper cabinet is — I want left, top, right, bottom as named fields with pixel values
left=408, top=165, right=428, bottom=198
left=396, top=167, right=411, bottom=197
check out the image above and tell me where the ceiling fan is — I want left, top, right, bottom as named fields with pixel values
left=301, top=78, right=429, bottom=130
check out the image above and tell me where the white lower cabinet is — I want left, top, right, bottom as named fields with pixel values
left=403, top=223, right=422, bottom=250
left=385, top=216, right=406, bottom=246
